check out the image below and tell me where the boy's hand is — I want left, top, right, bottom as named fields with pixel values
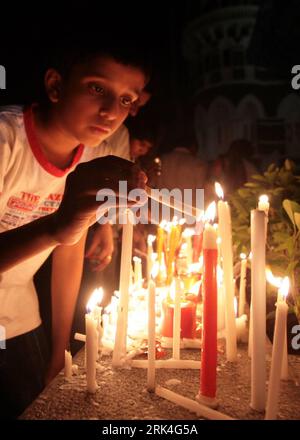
left=85, top=223, right=114, bottom=271
left=51, top=156, right=147, bottom=246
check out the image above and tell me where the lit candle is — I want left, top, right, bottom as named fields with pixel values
left=112, top=209, right=134, bottom=367
left=250, top=209, right=267, bottom=411
left=239, top=253, right=247, bottom=316
left=89, top=287, right=104, bottom=349
left=197, top=223, right=218, bottom=407
left=147, top=280, right=156, bottom=392
left=265, top=277, right=289, bottom=419
left=215, top=183, right=237, bottom=362
left=265, top=269, right=289, bottom=380
left=85, top=291, right=99, bottom=393
left=64, top=350, right=72, bottom=379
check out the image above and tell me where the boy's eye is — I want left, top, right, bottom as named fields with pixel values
left=120, top=96, right=134, bottom=107
left=89, top=84, right=105, bottom=95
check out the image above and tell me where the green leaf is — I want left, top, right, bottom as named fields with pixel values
left=252, top=174, right=267, bottom=182
left=295, top=212, right=300, bottom=230
left=283, top=199, right=296, bottom=225
left=244, top=182, right=261, bottom=188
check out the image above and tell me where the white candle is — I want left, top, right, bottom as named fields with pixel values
left=250, top=209, right=267, bottom=411
left=277, top=279, right=289, bottom=380
left=172, top=278, right=182, bottom=360
left=265, top=268, right=289, bottom=380
left=248, top=302, right=253, bottom=358
left=147, top=280, right=156, bottom=391
left=215, top=183, right=237, bottom=362
left=85, top=313, right=98, bottom=393
left=239, top=254, right=247, bottom=316
left=89, top=288, right=104, bottom=349
left=112, top=209, right=134, bottom=367
left=266, top=277, right=289, bottom=419
left=64, top=350, right=72, bottom=379
left=217, top=267, right=225, bottom=331
left=156, top=386, right=234, bottom=420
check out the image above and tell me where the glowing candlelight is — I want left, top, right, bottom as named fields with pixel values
left=258, top=194, right=270, bottom=215
left=85, top=289, right=102, bottom=393
left=266, top=277, right=289, bottom=419
left=112, top=209, right=134, bottom=367
left=215, top=182, right=237, bottom=362
left=266, top=270, right=289, bottom=380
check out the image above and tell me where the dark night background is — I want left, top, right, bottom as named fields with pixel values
left=1, top=1, right=300, bottom=158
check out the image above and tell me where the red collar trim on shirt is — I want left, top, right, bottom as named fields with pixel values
left=23, top=105, right=84, bottom=177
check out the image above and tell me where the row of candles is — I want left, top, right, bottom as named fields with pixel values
left=65, top=184, right=289, bottom=420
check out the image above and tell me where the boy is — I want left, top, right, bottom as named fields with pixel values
left=0, top=32, right=149, bottom=418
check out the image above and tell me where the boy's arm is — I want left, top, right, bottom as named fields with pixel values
left=0, top=214, right=58, bottom=272
left=46, top=231, right=87, bottom=384
left=0, top=156, right=146, bottom=273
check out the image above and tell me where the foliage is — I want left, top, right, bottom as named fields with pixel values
left=230, top=160, right=300, bottom=321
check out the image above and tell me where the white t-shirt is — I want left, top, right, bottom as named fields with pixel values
left=0, top=105, right=130, bottom=340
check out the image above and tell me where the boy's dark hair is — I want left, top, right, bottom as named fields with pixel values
left=34, top=15, right=153, bottom=106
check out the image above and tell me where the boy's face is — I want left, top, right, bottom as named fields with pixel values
left=48, top=56, right=146, bottom=146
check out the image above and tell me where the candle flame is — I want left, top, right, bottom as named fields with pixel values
left=265, top=267, right=282, bottom=288
left=86, top=287, right=104, bottom=313
left=240, top=253, right=247, bottom=260
left=204, top=201, right=216, bottom=223
left=279, top=276, right=289, bottom=300
left=147, top=234, right=156, bottom=245
left=259, top=194, right=269, bottom=204
left=159, top=220, right=167, bottom=229
left=215, top=182, right=224, bottom=199
left=182, top=227, right=194, bottom=238
left=133, top=256, right=141, bottom=263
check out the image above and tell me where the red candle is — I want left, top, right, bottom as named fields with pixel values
left=199, top=224, right=218, bottom=401
left=160, top=299, right=197, bottom=339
